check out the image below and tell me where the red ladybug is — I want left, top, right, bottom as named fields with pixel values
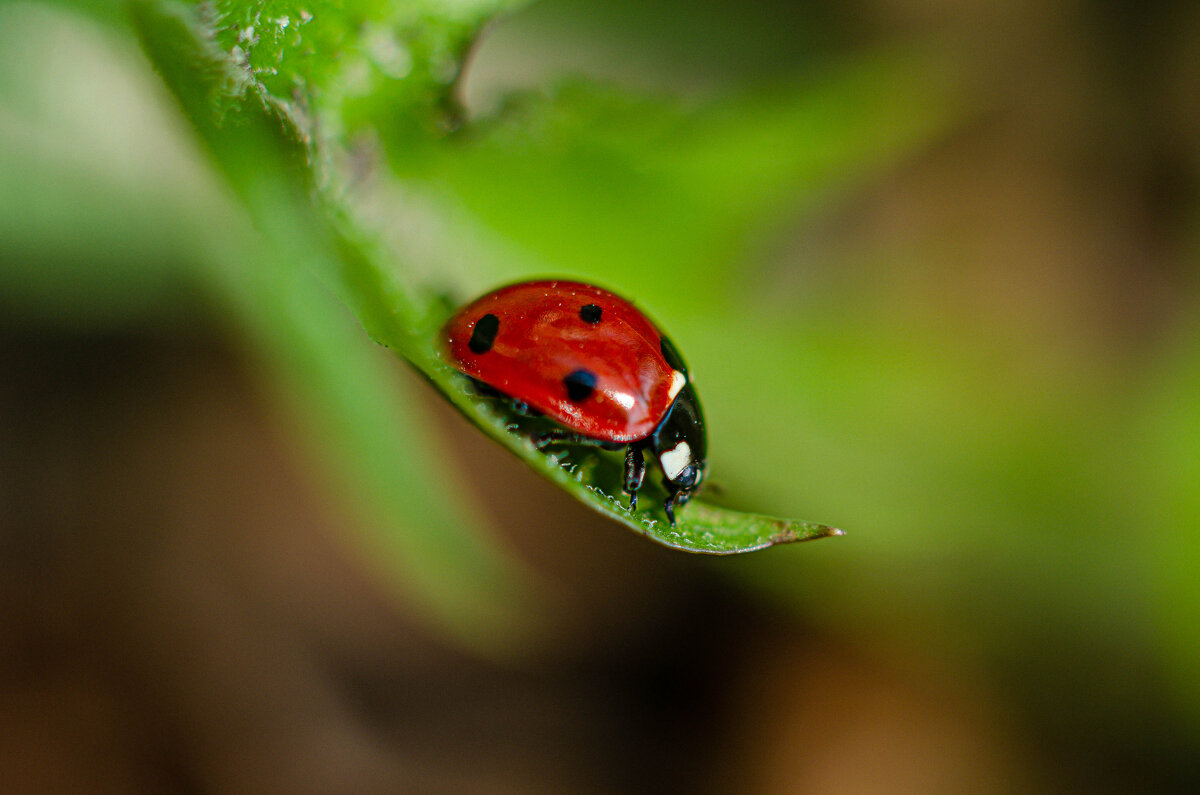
left=441, top=280, right=707, bottom=524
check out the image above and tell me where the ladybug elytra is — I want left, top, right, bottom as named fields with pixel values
left=441, top=280, right=707, bottom=525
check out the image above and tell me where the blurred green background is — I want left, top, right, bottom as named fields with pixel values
left=3, top=0, right=1200, bottom=791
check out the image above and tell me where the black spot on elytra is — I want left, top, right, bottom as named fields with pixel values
left=580, top=304, right=602, bottom=324
left=469, top=313, right=499, bottom=354
left=563, top=369, right=597, bottom=402
left=660, top=335, right=687, bottom=375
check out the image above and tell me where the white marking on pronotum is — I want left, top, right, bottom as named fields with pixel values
left=667, top=370, right=686, bottom=401
left=659, top=441, right=692, bottom=481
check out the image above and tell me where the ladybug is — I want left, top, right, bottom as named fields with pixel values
left=441, top=280, right=707, bottom=525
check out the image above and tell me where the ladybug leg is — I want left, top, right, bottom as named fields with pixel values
left=623, top=444, right=646, bottom=511
left=662, top=486, right=696, bottom=527
left=467, top=377, right=503, bottom=399
left=506, top=399, right=542, bottom=418
left=663, top=486, right=691, bottom=527
left=663, top=491, right=678, bottom=526
left=468, top=378, right=543, bottom=418
left=533, top=430, right=621, bottom=451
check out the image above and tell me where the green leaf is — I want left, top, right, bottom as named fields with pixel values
left=421, top=370, right=846, bottom=554
left=131, top=0, right=541, bottom=654
left=391, top=46, right=966, bottom=314
left=130, top=0, right=843, bottom=558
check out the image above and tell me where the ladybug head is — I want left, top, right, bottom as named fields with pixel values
left=649, top=382, right=707, bottom=506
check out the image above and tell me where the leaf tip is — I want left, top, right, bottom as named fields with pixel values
left=769, top=521, right=846, bottom=547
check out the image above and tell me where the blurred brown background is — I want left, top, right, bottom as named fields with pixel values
left=3, top=0, right=1200, bottom=792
